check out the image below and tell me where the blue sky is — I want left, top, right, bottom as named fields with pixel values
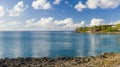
left=0, top=0, right=120, bottom=31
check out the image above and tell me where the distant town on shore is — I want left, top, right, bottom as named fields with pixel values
left=75, top=24, right=120, bottom=34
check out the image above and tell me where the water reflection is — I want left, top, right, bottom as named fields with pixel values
left=0, top=32, right=22, bottom=58
left=12, top=33, right=21, bottom=58
left=49, top=32, right=77, bottom=57
left=32, top=32, right=51, bottom=57
left=89, top=34, right=97, bottom=56
left=0, top=32, right=120, bottom=58
left=76, top=34, right=86, bottom=57
left=0, top=33, right=3, bottom=58
left=20, top=32, right=33, bottom=57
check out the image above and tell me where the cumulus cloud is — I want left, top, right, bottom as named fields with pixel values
left=32, top=0, right=51, bottom=10
left=90, top=18, right=105, bottom=26
left=53, top=0, right=61, bottom=4
left=25, top=17, right=120, bottom=31
left=74, top=2, right=86, bottom=11
left=8, top=1, right=28, bottom=16
left=1, top=17, right=120, bottom=31
left=75, top=0, right=120, bottom=11
left=25, top=17, right=85, bottom=31
left=86, top=0, right=98, bottom=9
left=86, top=0, right=120, bottom=9
left=0, top=6, right=5, bottom=17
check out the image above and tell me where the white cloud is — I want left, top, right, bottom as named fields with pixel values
left=74, top=2, right=86, bottom=11
left=53, top=0, right=61, bottom=4
left=86, top=0, right=98, bottom=9
left=1, top=17, right=120, bottom=31
left=0, top=21, right=27, bottom=31
left=0, top=6, right=5, bottom=17
left=26, top=17, right=85, bottom=31
left=98, top=0, right=120, bottom=9
left=86, top=0, right=120, bottom=9
left=0, top=21, right=21, bottom=27
left=55, top=18, right=73, bottom=25
left=32, top=0, right=51, bottom=10
left=74, top=0, right=120, bottom=11
left=8, top=1, right=28, bottom=16
left=26, top=18, right=36, bottom=27
left=63, top=20, right=85, bottom=28
left=90, top=18, right=105, bottom=26
left=0, top=17, right=84, bottom=31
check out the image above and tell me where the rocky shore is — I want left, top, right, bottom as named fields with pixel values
left=0, top=52, right=120, bottom=67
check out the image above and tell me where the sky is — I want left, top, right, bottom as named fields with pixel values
left=0, top=0, right=120, bottom=31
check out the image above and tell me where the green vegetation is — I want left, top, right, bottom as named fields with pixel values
left=75, top=27, right=89, bottom=32
left=75, top=24, right=120, bottom=33
left=116, top=24, right=120, bottom=29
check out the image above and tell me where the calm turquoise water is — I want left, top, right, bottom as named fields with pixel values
left=0, top=31, right=120, bottom=58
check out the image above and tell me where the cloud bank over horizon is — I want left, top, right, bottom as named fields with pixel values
left=0, top=0, right=120, bottom=31
left=0, top=17, right=119, bottom=31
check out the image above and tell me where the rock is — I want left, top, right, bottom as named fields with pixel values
left=0, top=52, right=119, bottom=67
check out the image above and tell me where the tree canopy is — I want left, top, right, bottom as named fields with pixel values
left=75, top=24, right=120, bottom=33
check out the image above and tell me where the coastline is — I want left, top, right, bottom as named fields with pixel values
left=75, top=31, right=120, bottom=34
left=0, top=52, right=120, bottom=67
left=89, top=32, right=120, bottom=34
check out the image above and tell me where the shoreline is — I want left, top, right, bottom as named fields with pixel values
left=0, top=52, right=120, bottom=67
left=75, top=31, right=120, bottom=34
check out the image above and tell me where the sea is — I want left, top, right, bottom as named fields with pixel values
left=0, top=31, right=120, bottom=58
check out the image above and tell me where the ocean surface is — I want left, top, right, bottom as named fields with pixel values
left=0, top=31, right=120, bottom=58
